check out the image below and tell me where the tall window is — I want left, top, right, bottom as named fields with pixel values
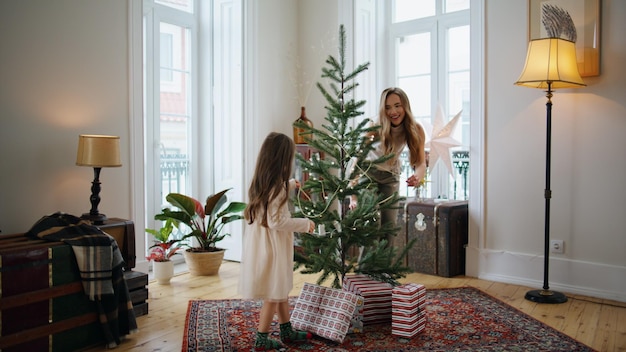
left=144, top=0, right=196, bottom=233
left=390, top=0, right=470, bottom=200
left=143, top=0, right=244, bottom=261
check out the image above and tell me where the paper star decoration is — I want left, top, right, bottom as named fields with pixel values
left=424, top=104, right=462, bottom=176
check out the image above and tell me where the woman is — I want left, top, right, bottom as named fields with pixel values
left=350, top=87, right=426, bottom=230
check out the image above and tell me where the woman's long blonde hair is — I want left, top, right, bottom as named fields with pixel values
left=377, top=87, right=425, bottom=168
left=244, top=132, right=295, bottom=227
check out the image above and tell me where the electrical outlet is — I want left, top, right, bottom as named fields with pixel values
left=550, top=239, right=564, bottom=254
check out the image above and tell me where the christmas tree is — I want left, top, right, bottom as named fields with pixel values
left=293, top=25, right=414, bottom=289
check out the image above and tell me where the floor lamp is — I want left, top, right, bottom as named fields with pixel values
left=514, top=38, right=586, bottom=304
left=76, top=134, right=122, bottom=225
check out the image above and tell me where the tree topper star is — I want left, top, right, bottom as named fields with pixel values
left=424, top=104, right=462, bottom=176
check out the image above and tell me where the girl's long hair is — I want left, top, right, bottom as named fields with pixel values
left=244, top=132, right=295, bottom=227
left=377, top=87, right=425, bottom=168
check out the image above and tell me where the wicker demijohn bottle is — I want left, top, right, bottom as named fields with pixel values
left=293, top=106, right=313, bottom=144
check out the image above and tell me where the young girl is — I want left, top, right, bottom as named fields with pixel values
left=350, top=87, right=426, bottom=229
left=239, top=132, right=316, bottom=350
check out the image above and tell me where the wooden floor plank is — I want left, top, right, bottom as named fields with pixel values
left=593, top=305, right=617, bottom=352
left=573, top=299, right=603, bottom=348
left=561, top=295, right=588, bottom=338
left=602, top=301, right=626, bottom=352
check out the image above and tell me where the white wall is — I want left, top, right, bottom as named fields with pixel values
left=246, top=0, right=338, bottom=153
left=243, top=0, right=338, bottom=190
left=297, top=0, right=340, bottom=130
left=471, top=0, right=626, bottom=302
left=252, top=0, right=299, bottom=144
left=0, top=0, right=132, bottom=233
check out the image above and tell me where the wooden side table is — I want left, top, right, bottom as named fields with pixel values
left=97, top=218, right=136, bottom=271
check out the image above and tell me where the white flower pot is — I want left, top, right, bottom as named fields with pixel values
left=153, top=260, right=174, bottom=284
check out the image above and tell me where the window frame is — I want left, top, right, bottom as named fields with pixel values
left=143, top=0, right=199, bottom=260
left=385, top=1, right=471, bottom=199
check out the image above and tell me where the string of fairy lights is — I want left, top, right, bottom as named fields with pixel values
left=293, top=130, right=396, bottom=237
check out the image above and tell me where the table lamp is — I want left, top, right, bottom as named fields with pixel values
left=76, top=134, right=122, bottom=225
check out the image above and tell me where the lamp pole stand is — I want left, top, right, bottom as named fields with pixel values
left=81, top=167, right=108, bottom=225
left=525, top=82, right=567, bottom=304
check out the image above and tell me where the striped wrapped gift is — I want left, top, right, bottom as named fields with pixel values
left=291, top=282, right=360, bottom=343
left=391, top=283, right=426, bottom=337
left=342, top=274, right=394, bottom=325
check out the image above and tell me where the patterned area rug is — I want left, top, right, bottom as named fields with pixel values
left=182, top=287, right=594, bottom=351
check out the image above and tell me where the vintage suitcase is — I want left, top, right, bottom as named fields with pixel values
left=0, top=234, right=104, bottom=351
left=396, top=198, right=468, bottom=277
left=0, top=218, right=148, bottom=351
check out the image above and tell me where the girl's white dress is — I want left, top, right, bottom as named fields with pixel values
left=239, top=180, right=310, bottom=301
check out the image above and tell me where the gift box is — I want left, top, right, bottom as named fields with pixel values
left=391, top=283, right=426, bottom=337
left=342, top=274, right=394, bottom=325
left=347, top=295, right=364, bottom=334
left=291, top=282, right=360, bottom=343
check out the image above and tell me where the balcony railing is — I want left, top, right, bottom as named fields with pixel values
left=399, top=149, right=469, bottom=200
left=159, top=149, right=469, bottom=204
left=160, top=152, right=189, bottom=200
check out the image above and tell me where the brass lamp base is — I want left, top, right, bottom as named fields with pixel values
left=525, top=289, right=568, bottom=304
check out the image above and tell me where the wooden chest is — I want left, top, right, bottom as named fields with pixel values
left=0, top=219, right=148, bottom=351
left=394, top=198, right=468, bottom=277
left=0, top=234, right=103, bottom=351
left=98, top=218, right=137, bottom=271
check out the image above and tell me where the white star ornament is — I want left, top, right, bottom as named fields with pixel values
left=425, top=106, right=462, bottom=176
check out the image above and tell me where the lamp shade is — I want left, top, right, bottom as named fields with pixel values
left=515, top=38, right=586, bottom=89
left=76, top=134, right=122, bottom=167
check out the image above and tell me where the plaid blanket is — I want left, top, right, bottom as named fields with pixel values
left=26, top=212, right=138, bottom=347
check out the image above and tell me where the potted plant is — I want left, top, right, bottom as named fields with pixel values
left=154, top=188, right=246, bottom=276
left=146, top=218, right=182, bottom=284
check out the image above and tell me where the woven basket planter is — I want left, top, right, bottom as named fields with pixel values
left=183, top=248, right=225, bottom=276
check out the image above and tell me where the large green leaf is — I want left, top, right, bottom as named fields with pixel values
left=154, top=209, right=192, bottom=225
left=217, top=201, right=247, bottom=218
left=221, top=214, right=244, bottom=225
left=205, top=189, right=230, bottom=216
left=145, top=218, right=175, bottom=243
left=166, top=193, right=199, bottom=218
